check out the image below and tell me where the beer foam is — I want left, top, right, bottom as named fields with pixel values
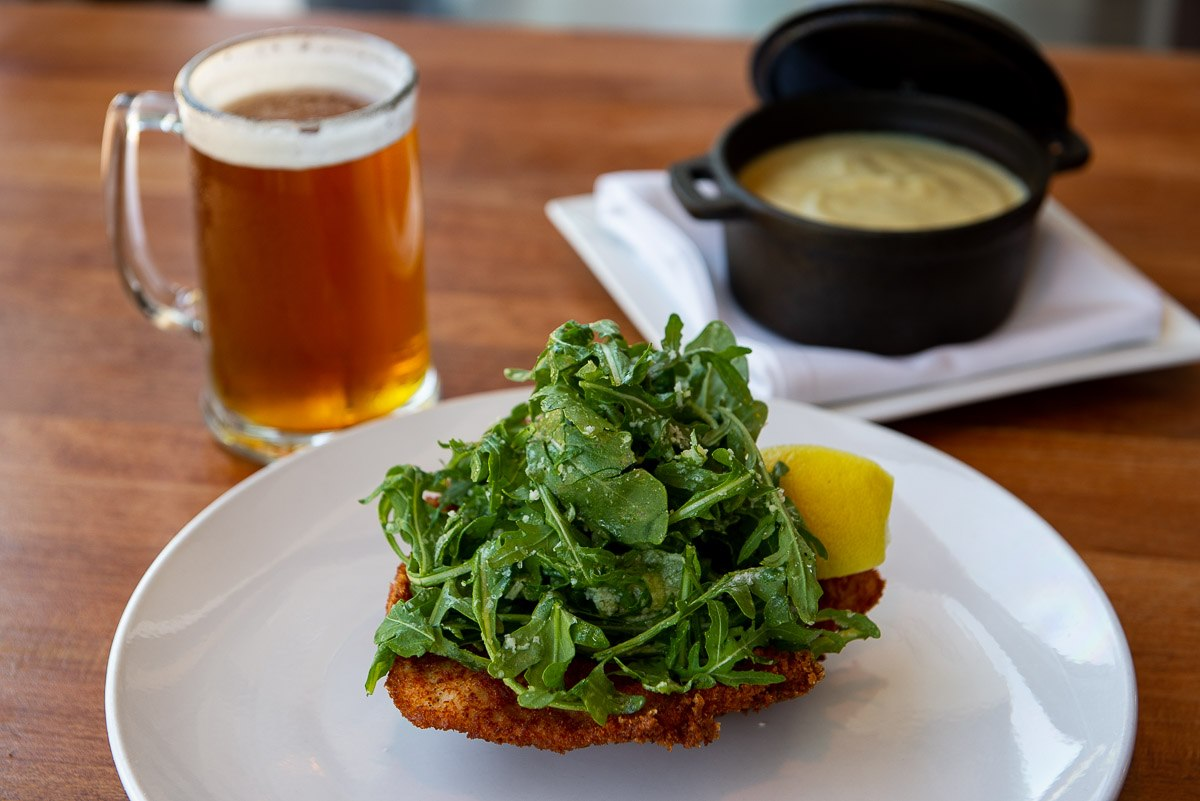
left=176, top=29, right=417, bottom=170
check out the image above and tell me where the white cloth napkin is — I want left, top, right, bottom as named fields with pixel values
left=593, top=170, right=1165, bottom=404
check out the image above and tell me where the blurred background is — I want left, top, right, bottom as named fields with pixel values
left=202, top=0, right=1199, bottom=49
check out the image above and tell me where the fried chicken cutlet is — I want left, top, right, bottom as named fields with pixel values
left=383, top=562, right=884, bottom=752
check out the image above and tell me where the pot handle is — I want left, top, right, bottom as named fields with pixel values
left=1051, top=129, right=1090, bottom=173
left=668, top=155, right=745, bottom=220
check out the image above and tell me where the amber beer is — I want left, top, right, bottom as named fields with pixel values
left=191, top=94, right=428, bottom=432
left=174, top=31, right=435, bottom=449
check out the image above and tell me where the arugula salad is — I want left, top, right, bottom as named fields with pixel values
left=365, top=316, right=878, bottom=724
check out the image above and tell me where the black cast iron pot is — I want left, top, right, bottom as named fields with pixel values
left=670, top=91, right=1087, bottom=355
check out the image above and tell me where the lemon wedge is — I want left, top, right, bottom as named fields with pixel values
left=760, top=444, right=893, bottom=579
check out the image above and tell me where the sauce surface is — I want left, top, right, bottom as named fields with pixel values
left=738, top=132, right=1029, bottom=231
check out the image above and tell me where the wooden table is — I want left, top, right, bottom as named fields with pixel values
left=1, top=3, right=1197, bottom=799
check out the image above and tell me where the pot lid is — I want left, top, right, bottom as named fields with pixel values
left=751, top=0, right=1088, bottom=166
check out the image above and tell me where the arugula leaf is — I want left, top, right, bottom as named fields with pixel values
left=364, top=316, right=880, bottom=715
left=373, top=598, right=437, bottom=658
left=524, top=394, right=669, bottom=546
left=576, top=662, right=645, bottom=725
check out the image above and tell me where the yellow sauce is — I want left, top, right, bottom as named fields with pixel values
left=738, top=132, right=1028, bottom=231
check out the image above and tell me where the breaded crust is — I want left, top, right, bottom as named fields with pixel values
left=383, top=563, right=884, bottom=752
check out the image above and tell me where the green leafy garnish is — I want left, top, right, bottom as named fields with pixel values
left=365, top=317, right=878, bottom=724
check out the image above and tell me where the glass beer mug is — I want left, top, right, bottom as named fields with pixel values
left=103, top=28, right=438, bottom=462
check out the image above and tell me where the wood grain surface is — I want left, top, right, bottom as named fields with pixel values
left=0, top=3, right=1197, bottom=799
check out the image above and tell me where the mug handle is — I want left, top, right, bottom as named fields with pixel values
left=667, top=155, right=745, bottom=220
left=101, top=91, right=202, bottom=336
left=1050, top=128, right=1090, bottom=173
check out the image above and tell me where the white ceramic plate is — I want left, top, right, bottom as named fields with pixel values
left=547, top=194, right=1200, bottom=422
left=106, top=389, right=1136, bottom=801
